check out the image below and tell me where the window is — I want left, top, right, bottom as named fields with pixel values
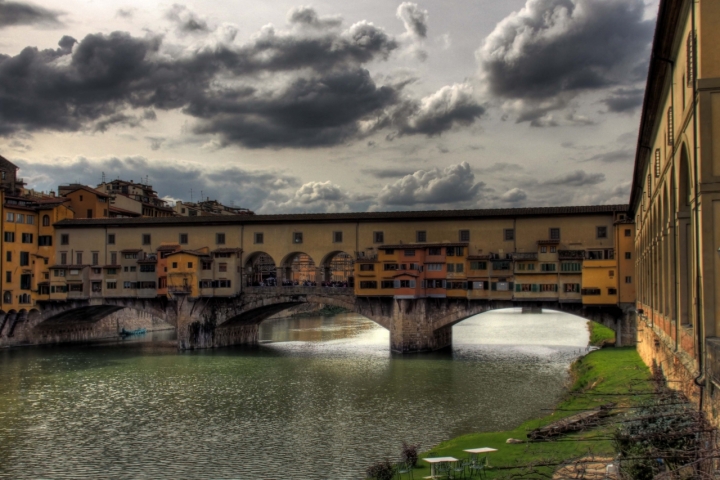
left=42, top=215, right=50, bottom=226
left=179, top=233, right=188, bottom=244
left=404, top=249, right=415, bottom=257
left=38, top=236, right=52, bottom=246
left=4, top=252, right=9, bottom=262
left=561, top=262, right=581, bottom=272
left=373, top=231, right=384, bottom=244
left=472, top=281, right=487, bottom=290
left=21, top=233, right=33, bottom=243
left=384, top=249, right=394, bottom=255
left=426, top=264, right=443, bottom=271
left=492, top=261, right=510, bottom=271
left=608, top=288, right=618, bottom=295
left=416, top=231, right=427, bottom=243
left=76, top=252, right=83, bottom=265
left=108, top=234, right=115, bottom=245
left=187, top=262, right=193, bottom=268
left=61, top=234, right=69, bottom=245
left=3, top=232, right=13, bottom=242
left=142, top=234, right=151, bottom=245
left=219, top=263, right=227, bottom=272
left=140, top=265, right=155, bottom=272
left=26, top=215, right=34, bottom=225
left=86, top=209, right=93, bottom=218
left=655, top=149, right=661, bottom=178
left=5, top=272, right=10, bottom=283
left=625, top=252, right=632, bottom=260
left=395, top=280, right=416, bottom=288
left=92, top=268, right=101, bottom=274
left=425, top=279, right=446, bottom=289
left=92, top=252, right=99, bottom=265
left=216, top=233, right=226, bottom=245
left=202, top=262, right=212, bottom=270
left=581, top=288, right=601, bottom=295
left=447, top=247, right=464, bottom=256
left=124, top=253, right=138, bottom=259
left=624, top=229, right=631, bottom=237
left=172, top=262, right=178, bottom=269
left=550, top=246, right=557, bottom=253
left=549, top=228, right=560, bottom=240
left=359, top=264, right=375, bottom=271
left=16, top=214, right=23, bottom=223
left=564, top=283, right=580, bottom=293
left=540, top=284, right=558, bottom=292
left=19, top=252, right=29, bottom=266
left=447, top=264, right=455, bottom=273
left=687, top=31, right=696, bottom=87
left=596, top=226, right=608, bottom=239
left=123, top=282, right=136, bottom=289
left=106, top=281, right=117, bottom=290
left=609, top=270, right=615, bottom=278
left=459, top=230, right=470, bottom=242
left=333, top=231, right=343, bottom=243
left=540, top=263, right=556, bottom=272
left=293, top=232, right=303, bottom=244
left=384, top=263, right=399, bottom=271
left=106, top=268, right=117, bottom=275
left=60, top=252, right=67, bottom=265
left=504, top=229, right=514, bottom=241
left=5, top=212, right=13, bottom=222
left=625, top=276, right=632, bottom=284
left=428, top=247, right=441, bottom=255
left=254, top=232, right=264, bottom=244
left=455, top=263, right=464, bottom=273
left=540, top=246, right=547, bottom=253
left=359, top=281, right=377, bottom=289
left=110, top=252, right=117, bottom=265
left=381, top=281, right=395, bottom=289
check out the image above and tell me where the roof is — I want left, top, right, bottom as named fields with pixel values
left=121, top=249, right=143, bottom=253
left=109, top=206, right=142, bottom=217
left=60, top=184, right=110, bottom=198
left=157, top=244, right=180, bottom=251
left=54, top=204, right=629, bottom=229
left=629, top=0, right=684, bottom=213
left=379, top=242, right=468, bottom=250
left=165, top=249, right=211, bottom=258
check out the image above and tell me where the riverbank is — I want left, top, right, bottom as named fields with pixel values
left=410, top=347, right=652, bottom=479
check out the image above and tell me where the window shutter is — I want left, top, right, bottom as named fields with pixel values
left=410, top=280, right=416, bottom=288
left=532, top=284, right=539, bottom=292
left=393, top=280, right=400, bottom=288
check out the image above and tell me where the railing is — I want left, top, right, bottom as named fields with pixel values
left=512, top=253, right=538, bottom=261
left=356, top=253, right=378, bottom=262
left=243, top=286, right=355, bottom=295
left=558, top=250, right=586, bottom=260
left=168, top=285, right=192, bottom=293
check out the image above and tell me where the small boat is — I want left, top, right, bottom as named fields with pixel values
left=120, top=327, right=147, bottom=337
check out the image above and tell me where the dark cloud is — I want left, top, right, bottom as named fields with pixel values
left=478, top=0, right=653, bottom=122
left=377, top=162, right=485, bottom=206
left=361, top=166, right=420, bottom=179
left=543, top=170, right=605, bottom=187
left=165, top=4, right=209, bottom=34
left=603, top=87, right=645, bottom=113
left=583, top=148, right=634, bottom=163
left=396, top=2, right=428, bottom=38
left=0, top=0, right=63, bottom=28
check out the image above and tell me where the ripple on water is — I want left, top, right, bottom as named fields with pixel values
left=0, top=309, right=589, bottom=479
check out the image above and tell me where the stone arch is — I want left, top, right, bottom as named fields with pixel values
left=279, top=252, right=317, bottom=285
left=319, top=250, right=355, bottom=286
left=244, top=251, right=278, bottom=286
left=677, top=143, right=692, bottom=325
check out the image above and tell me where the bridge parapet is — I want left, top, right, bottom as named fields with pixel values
left=243, top=286, right=354, bottom=296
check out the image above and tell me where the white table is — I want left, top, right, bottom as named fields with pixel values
left=463, top=447, right=498, bottom=467
left=423, top=456, right=458, bottom=479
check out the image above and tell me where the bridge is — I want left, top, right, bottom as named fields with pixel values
left=2, top=287, right=636, bottom=352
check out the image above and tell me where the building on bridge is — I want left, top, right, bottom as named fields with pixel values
left=629, top=0, right=720, bottom=421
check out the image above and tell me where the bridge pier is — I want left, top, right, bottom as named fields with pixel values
left=388, top=299, right=453, bottom=353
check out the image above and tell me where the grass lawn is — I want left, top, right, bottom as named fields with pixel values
left=403, top=347, right=651, bottom=479
left=588, top=321, right=616, bottom=347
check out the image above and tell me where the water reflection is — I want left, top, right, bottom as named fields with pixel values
left=0, top=309, right=589, bottom=480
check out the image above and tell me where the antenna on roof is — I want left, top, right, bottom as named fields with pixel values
left=200, top=190, right=203, bottom=201
left=102, top=171, right=106, bottom=183
left=145, top=175, right=149, bottom=185
left=190, top=188, right=193, bottom=202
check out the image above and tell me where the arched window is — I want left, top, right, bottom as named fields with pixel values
left=3, top=292, right=11, bottom=304
left=42, top=215, right=50, bottom=226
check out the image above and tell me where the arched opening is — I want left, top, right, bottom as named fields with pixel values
left=320, top=251, right=355, bottom=287
left=677, top=145, right=692, bottom=326
left=280, top=252, right=317, bottom=286
left=244, top=252, right=277, bottom=286
left=3, top=291, right=11, bottom=304
left=42, top=215, right=50, bottom=226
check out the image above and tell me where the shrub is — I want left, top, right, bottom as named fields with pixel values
left=401, top=441, right=420, bottom=467
left=366, top=459, right=395, bottom=480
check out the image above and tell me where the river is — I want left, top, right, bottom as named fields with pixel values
left=0, top=309, right=590, bottom=479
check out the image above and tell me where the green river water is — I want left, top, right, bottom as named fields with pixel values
left=0, top=309, right=590, bottom=479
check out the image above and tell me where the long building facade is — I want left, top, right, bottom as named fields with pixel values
left=630, top=0, right=720, bottom=415
left=0, top=205, right=634, bottom=316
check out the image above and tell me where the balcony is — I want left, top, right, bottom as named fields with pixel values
left=559, top=250, right=585, bottom=260
left=512, top=252, right=538, bottom=261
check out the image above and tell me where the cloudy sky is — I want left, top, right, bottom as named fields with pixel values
left=0, top=0, right=658, bottom=213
